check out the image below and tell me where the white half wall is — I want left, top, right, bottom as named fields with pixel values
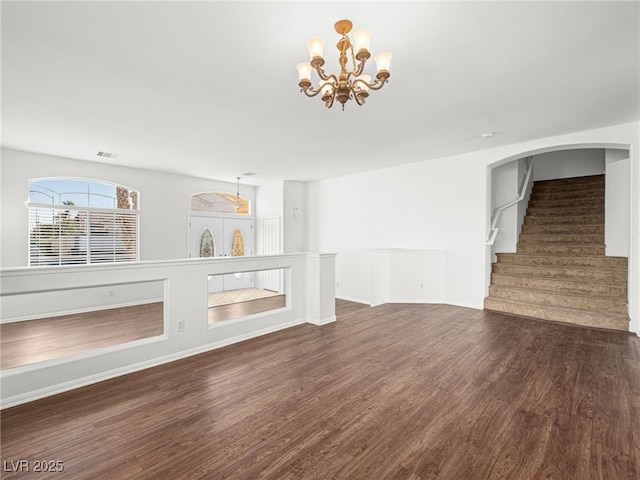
left=306, top=122, right=640, bottom=334
left=1, top=253, right=336, bottom=407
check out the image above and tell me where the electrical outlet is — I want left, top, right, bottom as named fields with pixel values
left=420, top=283, right=424, bottom=289
left=177, top=319, right=185, bottom=332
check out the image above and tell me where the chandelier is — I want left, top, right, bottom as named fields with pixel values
left=296, top=19, right=392, bottom=110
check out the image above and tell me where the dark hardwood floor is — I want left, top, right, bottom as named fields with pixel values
left=1, top=301, right=639, bottom=479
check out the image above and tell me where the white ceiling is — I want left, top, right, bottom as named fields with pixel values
left=2, top=1, right=639, bottom=186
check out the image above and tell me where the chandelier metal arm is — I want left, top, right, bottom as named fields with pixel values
left=299, top=84, right=324, bottom=98
left=324, top=90, right=336, bottom=109
left=352, top=90, right=367, bottom=106
left=364, top=77, right=389, bottom=91
left=313, top=65, right=338, bottom=83
left=352, top=58, right=368, bottom=78
left=350, top=75, right=389, bottom=98
left=351, top=77, right=372, bottom=91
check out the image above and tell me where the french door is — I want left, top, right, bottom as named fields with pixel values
left=189, top=214, right=253, bottom=292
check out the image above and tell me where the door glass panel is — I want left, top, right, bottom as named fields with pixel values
left=230, top=228, right=245, bottom=256
left=199, top=227, right=216, bottom=257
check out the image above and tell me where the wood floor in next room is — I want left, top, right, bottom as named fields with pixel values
left=1, top=301, right=639, bottom=479
left=1, top=291, right=285, bottom=369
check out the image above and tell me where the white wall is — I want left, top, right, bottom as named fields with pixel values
left=255, top=180, right=306, bottom=255
left=307, top=154, right=486, bottom=309
left=255, top=180, right=283, bottom=255
left=306, top=122, right=640, bottom=334
left=516, top=157, right=534, bottom=240
left=491, top=160, right=520, bottom=254
left=0, top=148, right=255, bottom=267
left=533, top=148, right=605, bottom=181
left=489, top=156, right=533, bottom=256
left=283, top=181, right=306, bottom=253
left=605, top=149, right=631, bottom=256
left=1, top=281, right=163, bottom=322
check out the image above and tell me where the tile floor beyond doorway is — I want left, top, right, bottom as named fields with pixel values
left=208, top=288, right=280, bottom=307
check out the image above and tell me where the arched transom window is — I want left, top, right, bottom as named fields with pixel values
left=191, top=192, right=250, bottom=215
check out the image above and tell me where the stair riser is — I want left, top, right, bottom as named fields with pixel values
left=488, top=287, right=627, bottom=315
left=518, top=234, right=604, bottom=244
left=532, top=183, right=605, bottom=194
left=492, top=264, right=627, bottom=283
left=527, top=207, right=603, bottom=217
left=491, top=274, right=627, bottom=297
left=521, top=225, right=604, bottom=235
left=517, top=244, right=605, bottom=255
left=496, top=253, right=628, bottom=269
left=524, top=215, right=604, bottom=226
left=530, top=191, right=604, bottom=201
left=484, top=297, right=628, bottom=331
left=528, top=198, right=603, bottom=209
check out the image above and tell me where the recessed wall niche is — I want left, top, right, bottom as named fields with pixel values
left=207, top=268, right=286, bottom=323
left=0, top=281, right=164, bottom=369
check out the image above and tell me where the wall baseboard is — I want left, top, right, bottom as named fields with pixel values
left=387, top=298, right=446, bottom=304
left=308, top=315, right=336, bottom=326
left=335, top=295, right=370, bottom=305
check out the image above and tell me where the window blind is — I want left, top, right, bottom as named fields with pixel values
left=29, top=206, right=138, bottom=266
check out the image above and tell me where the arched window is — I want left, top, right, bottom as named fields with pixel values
left=190, top=192, right=250, bottom=215
left=28, top=178, right=139, bottom=266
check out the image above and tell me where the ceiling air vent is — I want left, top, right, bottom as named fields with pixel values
left=242, top=172, right=257, bottom=176
left=97, top=151, right=120, bottom=159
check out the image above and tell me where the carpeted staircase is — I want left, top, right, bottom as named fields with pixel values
left=484, top=174, right=629, bottom=331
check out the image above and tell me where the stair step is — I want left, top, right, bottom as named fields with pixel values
left=532, top=181, right=605, bottom=194
left=483, top=297, right=629, bottom=331
left=530, top=190, right=604, bottom=201
left=492, top=263, right=627, bottom=283
left=490, top=273, right=628, bottom=297
left=521, top=224, right=604, bottom=235
left=496, top=253, right=628, bottom=269
left=526, top=206, right=603, bottom=217
left=524, top=214, right=604, bottom=226
left=518, top=234, right=604, bottom=244
left=517, top=244, right=605, bottom=255
left=528, top=198, right=603, bottom=209
left=488, top=286, right=627, bottom=315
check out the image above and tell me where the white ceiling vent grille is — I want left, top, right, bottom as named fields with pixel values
left=97, top=151, right=120, bottom=159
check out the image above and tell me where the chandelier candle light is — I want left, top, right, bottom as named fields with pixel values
left=296, top=19, right=392, bottom=110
